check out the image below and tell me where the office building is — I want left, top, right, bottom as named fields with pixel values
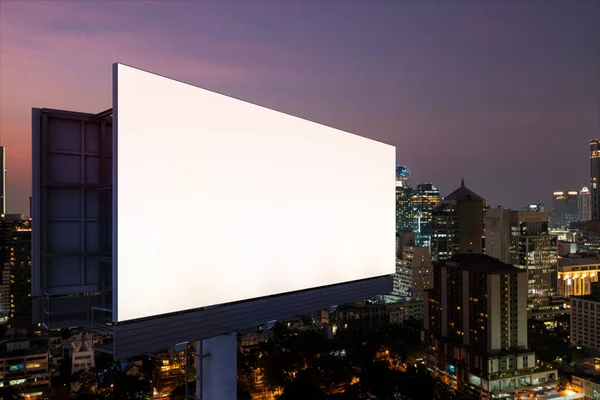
left=396, top=165, right=411, bottom=188
left=0, top=331, right=51, bottom=398
left=525, top=203, right=545, bottom=212
left=557, top=256, right=600, bottom=297
left=396, top=186, right=414, bottom=234
left=412, top=183, right=440, bottom=248
left=580, top=187, right=592, bottom=222
left=517, top=212, right=558, bottom=300
left=571, top=295, right=600, bottom=352
left=396, top=232, right=415, bottom=260
left=423, top=254, right=558, bottom=398
left=6, top=219, right=32, bottom=329
left=430, top=180, right=485, bottom=262
left=551, top=191, right=579, bottom=230
left=485, top=208, right=519, bottom=265
left=392, top=245, right=433, bottom=300
left=591, top=140, right=600, bottom=220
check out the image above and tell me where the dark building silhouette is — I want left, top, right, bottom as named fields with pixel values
left=431, top=180, right=485, bottom=262
left=591, top=140, right=600, bottom=220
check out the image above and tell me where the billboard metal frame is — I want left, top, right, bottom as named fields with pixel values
left=32, top=71, right=393, bottom=360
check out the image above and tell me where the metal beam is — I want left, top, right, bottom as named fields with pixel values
left=89, top=108, right=113, bottom=121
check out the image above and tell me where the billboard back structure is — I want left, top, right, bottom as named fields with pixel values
left=32, top=64, right=395, bottom=358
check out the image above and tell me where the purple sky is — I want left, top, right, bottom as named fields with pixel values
left=1, top=0, right=599, bottom=214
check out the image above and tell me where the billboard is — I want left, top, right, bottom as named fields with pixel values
left=114, top=64, right=395, bottom=322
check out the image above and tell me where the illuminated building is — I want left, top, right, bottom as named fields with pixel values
left=396, top=164, right=411, bottom=188
left=517, top=212, right=558, bottom=300
left=0, top=334, right=51, bottom=398
left=423, top=254, right=558, bottom=398
left=396, top=186, right=414, bottom=234
left=557, top=257, right=600, bottom=297
left=431, top=180, right=484, bottom=262
left=580, top=187, right=592, bottom=222
left=393, top=245, right=432, bottom=300
left=591, top=140, right=600, bottom=220
left=0, top=214, right=30, bottom=327
left=551, top=191, right=579, bottom=230
left=8, top=219, right=32, bottom=329
left=571, top=295, right=600, bottom=352
left=525, top=203, right=545, bottom=212
left=412, top=183, right=440, bottom=248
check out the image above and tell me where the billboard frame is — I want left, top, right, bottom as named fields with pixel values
left=32, top=63, right=394, bottom=360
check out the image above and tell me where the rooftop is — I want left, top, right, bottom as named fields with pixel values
left=445, top=253, right=523, bottom=274
left=442, top=179, right=485, bottom=202
left=558, top=257, right=600, bottom=267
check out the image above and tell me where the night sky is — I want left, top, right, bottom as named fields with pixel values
left=1, top=0, right=598, bottom=214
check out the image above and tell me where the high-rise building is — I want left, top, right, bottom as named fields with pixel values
left=485, top=208, right=519, bottom=265
left=580, top=186, right=592, bottom=222
left=423, top=254, right=558, bottom=398
left=591, top=140, right=600, bottom=220
left=396, top=165, right=411, bottom=188
left=412, top=183, right=440, bottom=248
left=525, top=203, right=545, bottom=212
left=517, top=212, right=558, bottom=300
left=485, top=209, right=559, bottom=302
left=8, top=220, right=32, bottom=328
left=550, top=190, right=579, bottom=229
left=430, top=180, right=484, bottom=262
left=0, top=146, right=5, bottom=216
left=392, top=245, right=433, bottom=300
left=396, top=186, right=414, bottom=234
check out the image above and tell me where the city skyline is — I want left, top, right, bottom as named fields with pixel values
left=1, top=1, right=599, bottom=214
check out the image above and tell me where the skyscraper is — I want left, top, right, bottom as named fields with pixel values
left=550, top=190, right=578, bottom=229
left=396, top=186, right=414, bottom=234
left=412, top=183, right=440, bottom=248
left=591, top=140, right=600, bottom=220
left=431, top=180, right=485, bottom=262
left=579, top=186, right=592, bottom=222
left=0, top=147, right=5, bottom=215
left=423, top=254, right=558, bottom=398
left=517, top=212, right=558, bottom=300
left=395, top=165, right=411, bottom=188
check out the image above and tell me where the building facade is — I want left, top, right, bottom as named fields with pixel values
left=581, top=187, right=593, bottom=222
left=571, top=295, right=600, bottom=352
left=485, top=208, right=519, bottom=265
left=558, top=257, right=600, bottom=297
left=392, top=245, right=433, bottom=300
left=517, top=212, right=558, bottom=300
left=423, top=254, right=558, bottom=398
left=591, top=140, right=600, bottom=221
left=396, top=186, right=414, bottom=234
left=551, top=191, right=579, bottom=230
left=396, top=165, right=411, bottom=189
left=0, top=335, right=51, bottom=398
left=431, top=180, right=485, bottom=262
left=412, top=183, right=440, bottom=248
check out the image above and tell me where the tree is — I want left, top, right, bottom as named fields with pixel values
left=0, top=387, right=19, bottom=400
left=278, top=369, right=328, bottom=400
left=261, top=348, right=302, bottom=391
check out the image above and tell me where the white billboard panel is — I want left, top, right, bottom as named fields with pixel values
left=114, top=64, right=395, bottom=322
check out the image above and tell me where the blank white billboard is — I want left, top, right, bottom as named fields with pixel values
left=114, top=63, right=395, bottom=322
